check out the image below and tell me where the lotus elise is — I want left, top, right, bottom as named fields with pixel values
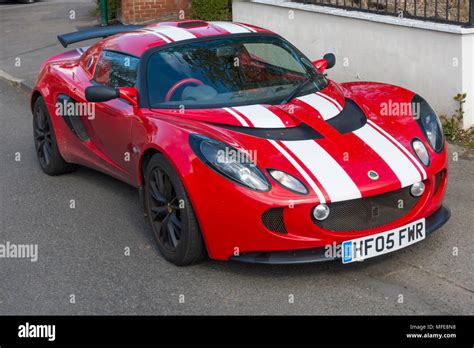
left=31, top=20, right=449, bottom=265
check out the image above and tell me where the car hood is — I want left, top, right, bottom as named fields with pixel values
left=148, top=81, right=434, bottom=203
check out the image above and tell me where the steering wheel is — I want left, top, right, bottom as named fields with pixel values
left=165, top=78, right=204, bottom=102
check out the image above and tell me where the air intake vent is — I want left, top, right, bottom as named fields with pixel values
left=312, top=186, right=421, bottom=232
left=218, top=123, right=322, bottom=140
left=262, top=208, right=287, bottom=234
left=434, top=170, right=444, bottom=194
left=326, top=99, right=367, bottom=134
left=177, top=20, right=208, bottom=28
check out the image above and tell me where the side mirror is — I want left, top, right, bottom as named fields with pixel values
left=85, top=86, right=138, bottom=107
left=85, top=85, right=119, bottom=102
left=324, top=53, right=336, bottom=70
left=313, top=53, right=336, bottom=73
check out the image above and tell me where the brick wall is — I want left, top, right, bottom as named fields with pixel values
left=120, top=0, right=192, bottom=24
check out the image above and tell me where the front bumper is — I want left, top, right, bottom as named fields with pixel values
left=186, top=141, right=448, bottom=260
left=230, top=205, right=450, bottom=264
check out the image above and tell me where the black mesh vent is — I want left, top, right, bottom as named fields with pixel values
left=326, top=99, right=367, bottom=134
left=218, top=122, right=322, bottom=140
left=262, top=208, right=287, bottom=234
left=312, top=186, right=421, bottom=232
left=434, top=170, right=443, bottom=194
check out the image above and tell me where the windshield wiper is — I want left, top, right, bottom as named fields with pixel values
left=280, top=75, right=316, bottom=105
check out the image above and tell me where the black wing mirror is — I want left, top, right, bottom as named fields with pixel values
left=323, top=53, right=336, bottom=70
left=85, top=85, right=119, bottom=102
left=313, top=53, right=336, bottom=73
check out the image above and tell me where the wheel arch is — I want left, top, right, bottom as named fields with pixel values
left=138, top=142, right=191, bottom=187
left=139, top=147, right=162, bottom=187
left=30, top=90, right=43, bottom=114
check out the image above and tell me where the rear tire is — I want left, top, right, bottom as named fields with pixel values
left=144, top=154, right=206, bottom=266
left=33, top=97, right=77, bottom=175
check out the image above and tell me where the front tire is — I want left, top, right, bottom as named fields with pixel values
left=144, top=154, right=206, bottom=266
left=33, top=97, right=77, bottom=175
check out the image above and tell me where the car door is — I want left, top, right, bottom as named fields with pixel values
left=89, top=49, right=140, bottom=177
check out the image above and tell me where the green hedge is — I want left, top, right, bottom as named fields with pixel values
left=107, top=0, right=121, bottom=21
left=191, top=0, right=232, bottom=21
left=94, top=0, right=121, bottom=22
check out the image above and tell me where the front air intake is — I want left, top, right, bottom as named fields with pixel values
left=434, top=170, right=444, bottom=194
left=312, top=186, right=421, bottom=232
left=262, top=208, right=287, bottom=234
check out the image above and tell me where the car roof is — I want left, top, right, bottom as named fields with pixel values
left=99, top=20, right=273, bottom=57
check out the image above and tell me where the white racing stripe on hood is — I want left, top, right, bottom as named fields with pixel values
left=268, top=140, right=326, bottom=203
left=282, top=140, right=361, bottom=202
left=316, top=92, right=343, bottom=111
left=353, top=123, right=423, bottom=187
left=211, top=22, right=252, bottom=34
left=233, top=105, right=285, bottom=128
left=297, top=93, right=341, bottom=120
left=145, top=25, right=196, bottom=42
left=367, top=120, right=427, bottom=180
left=223, top=107, right=250, bottom=127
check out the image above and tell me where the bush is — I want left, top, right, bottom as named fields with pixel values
left=191, top=0, right=232, bottom=21
left=94, top=0, right=121, bottom=22
left=440, top=93, right=474, bottom=148
left=106, top=0, right=121, bottom=21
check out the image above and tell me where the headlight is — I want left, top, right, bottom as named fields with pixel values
left=412, top=95, right=444, bottom=152
left=189, top=134, right=270, bottom=192
left=412, top=139, right=430, bottom=166
left=268, top=169, right=308, bottom=195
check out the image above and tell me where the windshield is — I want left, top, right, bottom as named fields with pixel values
left=146, top=35, right=328, bottom=109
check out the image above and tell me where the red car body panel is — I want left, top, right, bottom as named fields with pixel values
left=31, top=21, right=448, bottom=261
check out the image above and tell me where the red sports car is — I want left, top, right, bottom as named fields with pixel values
left=31, top=20, right=449, bottom=265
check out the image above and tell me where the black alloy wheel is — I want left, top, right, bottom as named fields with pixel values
left=34, top=101, right=53, bottom=168
left=144, top=154, right=206, bottom=265
left=32, top=97, right=77, bottom=175
left=148, top=166, right=183, bottom=252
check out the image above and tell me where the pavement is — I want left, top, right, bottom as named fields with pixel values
left=0, top=1, right=473, bottom=315
left=0, top=0, right=99, bottom=91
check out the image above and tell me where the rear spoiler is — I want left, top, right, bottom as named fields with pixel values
left=57, top=25, right=145, bottom=48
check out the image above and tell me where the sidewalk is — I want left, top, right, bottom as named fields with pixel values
left=0, top=0, right=99, bottom=91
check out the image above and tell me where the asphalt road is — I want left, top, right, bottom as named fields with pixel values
left=0, top=79, right=473, bottom=315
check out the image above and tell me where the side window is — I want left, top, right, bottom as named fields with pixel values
left=94, top=50, right=139, bottom=88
